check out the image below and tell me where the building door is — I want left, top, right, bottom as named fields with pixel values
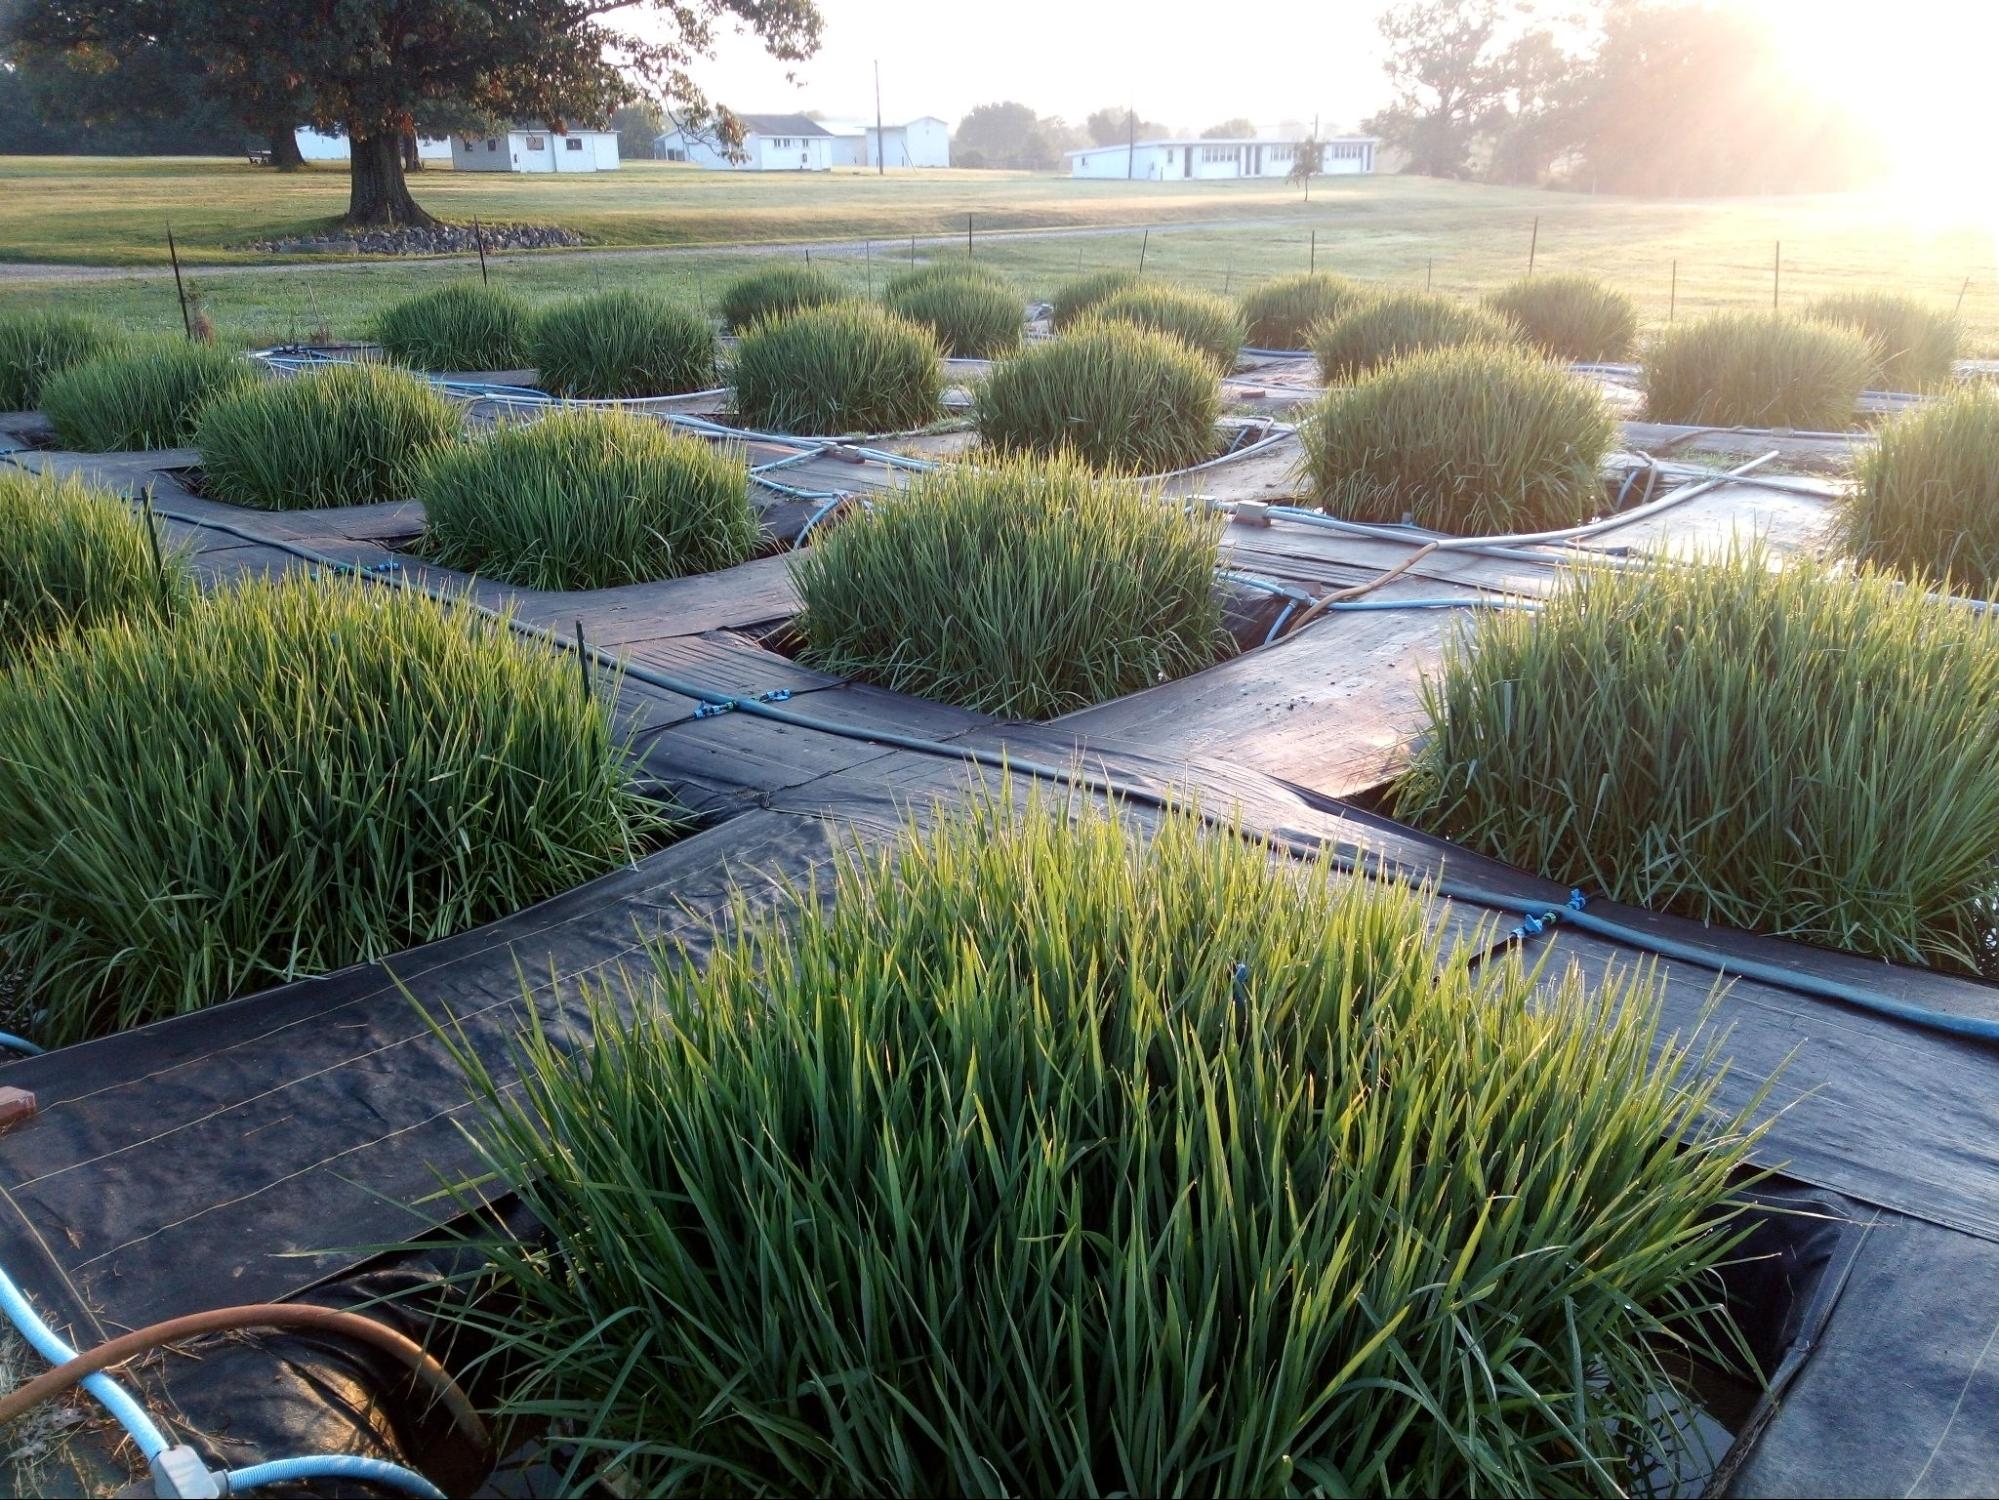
left=1183, top=147, right=1192, bottom=178
left=1252, top=145, right=1263, bottom=174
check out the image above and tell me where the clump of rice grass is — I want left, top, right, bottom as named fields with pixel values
left=0, top=470, right=191, bottom=663
left=717, top=263, right=843, bottom=333
left=974, top=318, right=1220, bottom=472
left=194, top=362, right=460, bottom=510
left=882, top=264, right=1022, bottom=357
left=730, top=301, right=942, bottom=435
left=0, top=576, right=663, bottom=1045
left=529, top=290, right=717, bottom=399
left=1809, top=290, right=1960, bottom=392
left=1238, top=271, right=1365, bottom=350
left=1641, top=312, right=1870, bottom=430
left=1091, top=282, right=1246, bottom=369
left=1396, top=550, right=1999, bottom=971
left=418, top=408, right=757, bottom=591
left=1313, top=290, right=1519, bottom=382
left=372, top=283, right=533, bottom=372
left=792, top=454, right=1226, bottom=718
left=1844, top=386, right=1999, bottom=594
left=0, top=310, right=119, bottom=412
left=1049, top=267, right=1142, bottom=330
left=446, top=786, right=1762, bottom=1499
left=40, top=340, right=259, bottom=451
left=1300, top=342, right=1615, bottom=533
left=1485, top=273, right=1639, bottom=362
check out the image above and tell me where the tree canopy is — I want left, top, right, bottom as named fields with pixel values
left=7, top=0, right=824, bottom=223
left=956, top=101, right=1077, bottom=170
left=1084, top=107, right=1167, bottom=147
left=1200, top=117, right=1257, bottom=139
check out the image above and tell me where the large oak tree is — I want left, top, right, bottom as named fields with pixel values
left=8, top=0, right=822, bottom=225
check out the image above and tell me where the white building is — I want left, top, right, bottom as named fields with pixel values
left=449, top=127, right=621, bottom=174
left=655, top=112, right=951, bottom=170
left=293, top=128, right=451, bottom=163
left=1067, top=135, right=1378, bottom=181
left=822, top=117, right=952, bottom=169
left=655, top=114, right=836, bottom=171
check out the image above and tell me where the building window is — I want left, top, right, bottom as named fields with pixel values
left=774, top=137, right=791, bottom=147
left=525, top=135, right=545, bottom=150
left=665, top=148, right=686, bottom=162
left=566, top=137, right=583, bottom=152
left=486, top=138, right=498, bottom=151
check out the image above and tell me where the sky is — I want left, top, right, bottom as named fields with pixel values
left=652, top=0, right=1999, bottom=193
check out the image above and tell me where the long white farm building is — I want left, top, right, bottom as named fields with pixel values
left=655, top=113, right=949, bottom=170
left=450, top=127, right=620, bottom=173
left=294, top=128, right=451, bottom=163
left=1067, top=135, right=1378, bottom=180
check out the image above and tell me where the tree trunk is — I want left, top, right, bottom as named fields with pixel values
left=401, top=131, right=423, bottom=172
left=269, top=126, right=306, bottom=171
left=346, top=133, right=436, bottom=228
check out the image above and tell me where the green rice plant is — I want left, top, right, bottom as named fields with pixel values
left=445, top=787, right=1762, bottom=1499
left=1049, top=267, right=1142, bottom=330
left=1809, top=291, right=1961, bottom=392
left=0, top=310, right=120, bottom=412
left=882, top=267, right=1022, bottom=358
left=418, top=408, right=758, bottom=591
left=40, top=340, right=259, bottom=451
left=974, top=318, right=1220, bottom=472
left=0, top=470, right=190, bottom=663
left=372, top=283, right=533, bottom=372
left=883, top=258, right=1012, bottom=297
left=1300, top=342, right=1615, bottom=533
left=1238, top=271, right=1365, bottom=350
left=793, top=454, right=1226, bottom=718
left=717, top=262, right=843, bottom=333
left=730, top=301, right=943, bottom=435
left=1845, top=386, right=1999, bottom=594
left=1313, top=290, right=1520, bottom=382
left=1092, top=282, right=1246, bottom=369
left=1485, top=274, right=1639, bottom=362
left=194, top=362, right=461, bottom=510
left=530, top=290, right=717, bottom=399
left=1641, top=312, right=1871, bottom=429
left=0, top=576, right=663, bottom=1045
left=1395, top=551, right=1999, bottom=971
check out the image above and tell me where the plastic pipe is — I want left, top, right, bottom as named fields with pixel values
left=0, top=1031, right=44, bottom=1057
left=136, top=500, right=1999, bottom=1050
left=223, top=1455, right=444, bottom=1498
left=0, top=1258, right=168, bottom=1459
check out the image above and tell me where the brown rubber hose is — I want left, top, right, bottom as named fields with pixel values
left=0, top=1303, right=490, bottom=1454
left=1288, top=539, right=1444, bottom=629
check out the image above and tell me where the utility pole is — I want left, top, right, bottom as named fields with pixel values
left=1127, top=103, right=1136, bottom=181
left=873, top=60, right=885, bottom=176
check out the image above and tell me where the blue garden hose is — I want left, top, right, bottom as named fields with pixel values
left=0, top=1258, right=168, bottom=1460
left=223, top=1454, right=443, bottom=1497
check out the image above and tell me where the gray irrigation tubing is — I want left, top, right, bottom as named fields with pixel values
left=127, top=495, right=1999, bottom=1048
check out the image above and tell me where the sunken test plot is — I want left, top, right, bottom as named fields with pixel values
left=0, top=576, right=665, bottom=1046
left=454, top=791, right=1760, bottom=1498
left=40, top=339, right=258, bottom=451
left=730, top=300, right=944, bottom=435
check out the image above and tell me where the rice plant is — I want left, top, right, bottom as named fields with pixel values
left=1845, top=386, right=1999, bottom=594
left=1300, top=342, right=1615, bottom=533
left=40, top=340, right=260, bottom=451
left=1641, top=312, right=1871, bottom=429
left=530, top=290, right=717, bottom=399
left=792, top=454, right=1227, bottom=718
left=882, top=266, right=1023, bottom=357
left=418, top=408, right=758, bottom=591
left=372, top=283, right=533, bottom=372
left=1809, top=291, right=1960, bottom=392
left=974, top=318, right=1220, bottom=472
left=730, top=302, right=943, bottom=435
left=1091, top=283, right=1247, bottom=370
left=1049, top=267, right=1143, bottom=330
left=1396, top=551, right=1999, bottom=972
left=194, top=362, right=461, bottom=510
left=0, top=576, right=664, bottom=1045
left=445, top=787, right=1762, bottom=1499
left=1313, top=290, right=1520, bottom=382
left=1238, top=271, right=1365, bottom=350
left=0, top=470, right=190, bottom=664
left=0, top=310, right=119, bottom=412
left=884, top=259, right=1012, bottom=296
left=717, top=263, right=843, bottom=333
left=1485, top=274, right=1639, bottom=362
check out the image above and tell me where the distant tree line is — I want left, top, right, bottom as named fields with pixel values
left=1365, top=0, right=1885, bottom=194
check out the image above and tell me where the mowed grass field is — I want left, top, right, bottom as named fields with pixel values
left=2, top=157, right=1996, bottom=352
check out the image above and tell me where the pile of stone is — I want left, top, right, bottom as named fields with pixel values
left=247, top=222, right=585, bottom=256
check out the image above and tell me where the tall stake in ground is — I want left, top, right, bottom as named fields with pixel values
left=474, top=219, right=489, bottom=286
left=1772, top=241, right=1780, bottom=310
left=1527, top=215, right=1539, bottom=276
left=165, top=221, right=192, bottom=341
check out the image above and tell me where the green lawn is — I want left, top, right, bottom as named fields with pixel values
left=2, top=159, right=1995, bottom=353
